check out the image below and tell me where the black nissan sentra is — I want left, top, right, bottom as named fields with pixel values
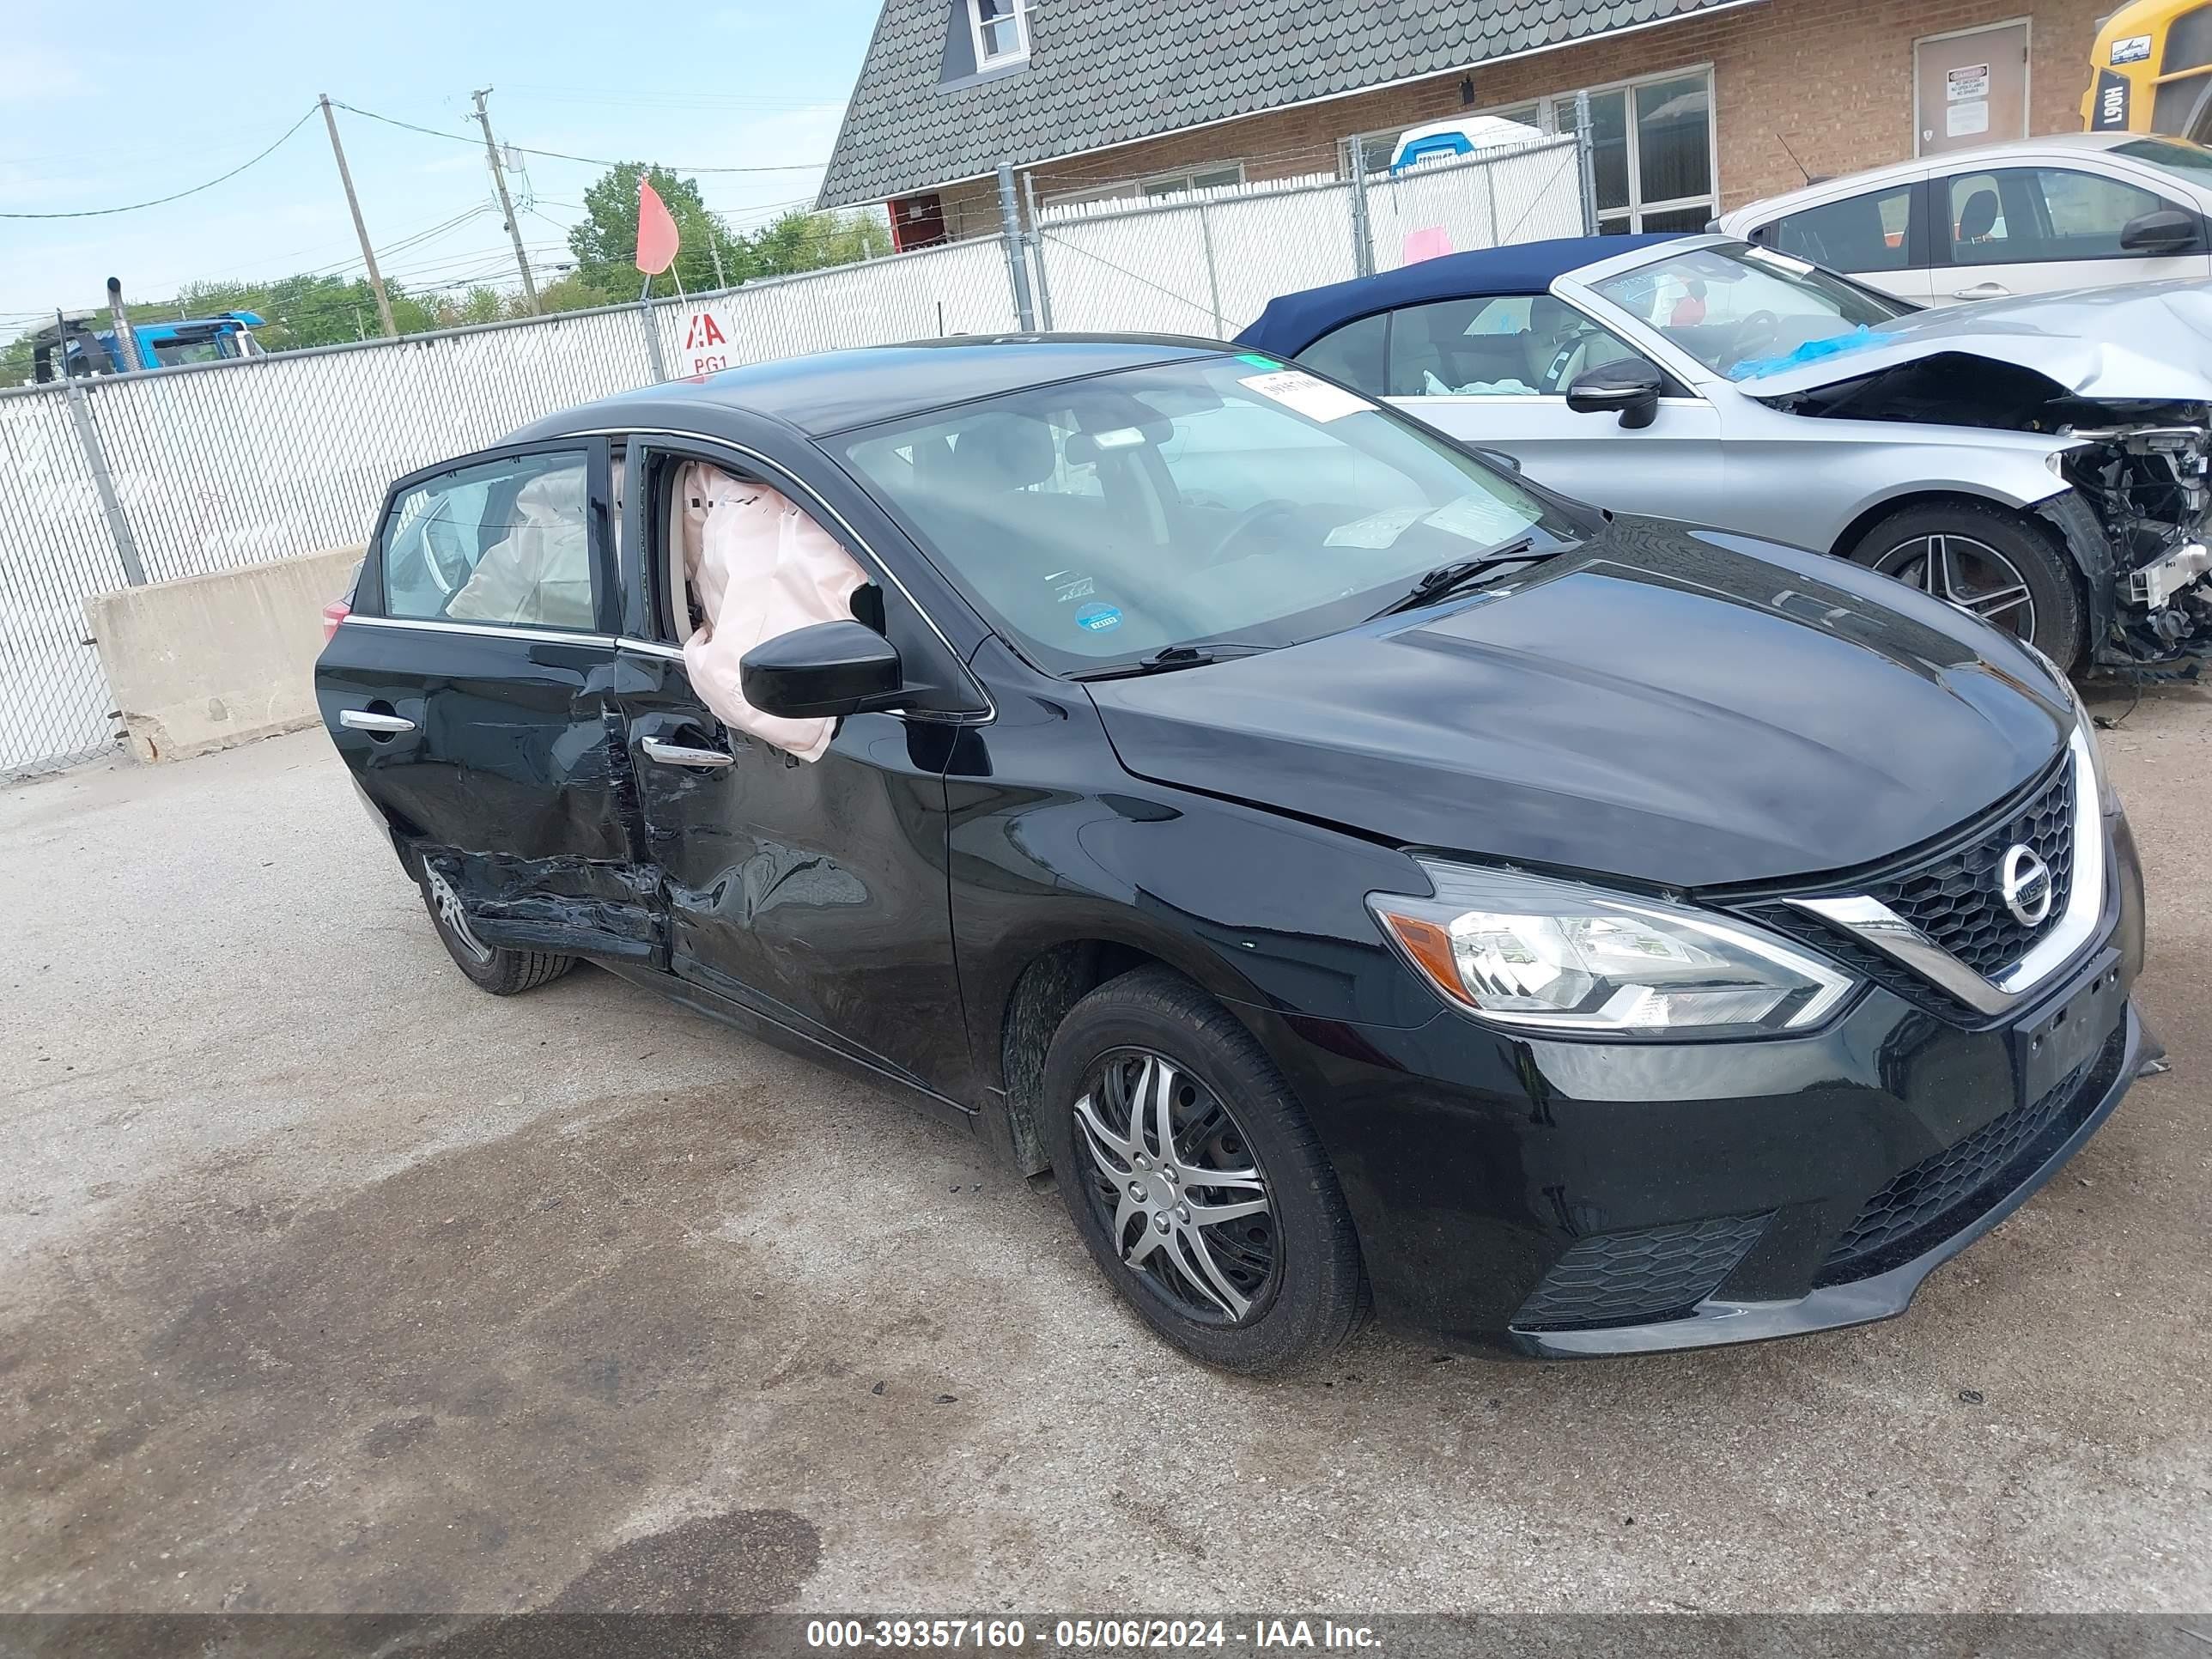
left=316, top=337, right=2152, bottom=1373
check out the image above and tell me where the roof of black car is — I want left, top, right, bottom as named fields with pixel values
left=530, top=335, right=1234, bottom=441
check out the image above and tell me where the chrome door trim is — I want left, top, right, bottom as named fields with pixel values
left=337, top=614, right=614, bottom=650
left=641, top=736, right=736, bottom=769
left=337, top=708, right=418, bottom=734
left=1787, top=727, right=2105, bottom=1015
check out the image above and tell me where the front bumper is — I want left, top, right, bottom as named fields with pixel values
left=1520, top=1000, right=2142, bottom=1356
left=1241, top=808, right=2149, bottom=1357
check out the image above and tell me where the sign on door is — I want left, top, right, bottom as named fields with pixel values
left=1916, top=22, right=2027, bottom=155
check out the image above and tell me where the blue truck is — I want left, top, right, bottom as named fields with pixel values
left=30, top=310, right=264, bottom=382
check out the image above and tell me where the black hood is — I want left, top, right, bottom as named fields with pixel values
left=1086, top=522, right=2072, bottom=890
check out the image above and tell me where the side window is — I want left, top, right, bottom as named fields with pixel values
left=1945, top=167, right=2174, bottom=264
left=1943, top=171, right=2019, bottom=263
left=1293, top=312, right=1388, bottom=394
left=1767, top=185, right=1917, bottom=272
left=1382, top=294, right=1649, bottom=397
left=381, top=450, right=594, bottom=629
left=2033, top=167, right=2170, bottom=256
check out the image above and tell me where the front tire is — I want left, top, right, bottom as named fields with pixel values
left=420, top=866, right=574, bottom=996
left=1845, top=500, right=2084, bottom=672
left=1039, top=967, right=1365, bottom=1374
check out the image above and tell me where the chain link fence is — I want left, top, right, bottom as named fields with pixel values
left=3, top=135, right=1587, bottom=776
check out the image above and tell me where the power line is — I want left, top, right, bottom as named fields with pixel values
left=328, top=100, right=828, bottom=174
left=0, top=108, right=319, bottom=219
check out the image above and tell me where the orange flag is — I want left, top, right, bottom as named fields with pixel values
left=635, top=179, right=680, bottom=276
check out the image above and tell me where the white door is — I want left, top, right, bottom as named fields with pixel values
left=1401, top=393, right=1725, bottom=526
left=1290, top=292, right=1726, bottom=519
left=1916, top=22, right=2029, bottom=157
left=1933, top=163, right=2212, bottom=303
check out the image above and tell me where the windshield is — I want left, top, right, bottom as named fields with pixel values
left=1591, top=242, right=1910, bottom=380
left=2112, top=136, right=2212, bottom=181
left=836, top=355, right=1580, bottom=674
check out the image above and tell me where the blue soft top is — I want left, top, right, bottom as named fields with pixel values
left=1236, top=233, right=1686, bottom=356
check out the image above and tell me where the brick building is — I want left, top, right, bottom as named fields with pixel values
left=817, top=0, right=2112, bottom=245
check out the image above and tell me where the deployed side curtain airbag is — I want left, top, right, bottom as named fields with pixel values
left=678, top=463, right=867, bottom=763
left=447, top=463, right=594, bottom=629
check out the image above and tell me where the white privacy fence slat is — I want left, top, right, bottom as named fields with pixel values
left=1365, top=138, right=1587, bottom=272
left=2, top=137, right=1587, bottom=775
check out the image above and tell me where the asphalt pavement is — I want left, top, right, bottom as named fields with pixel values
left=3, top=685, right=2207, bottom=1614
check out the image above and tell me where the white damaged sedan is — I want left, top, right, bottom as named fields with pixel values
left=1242, top=234, right=2212, bottom=675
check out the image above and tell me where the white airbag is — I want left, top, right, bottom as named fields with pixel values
left=678, top=464, right=868, bottom=763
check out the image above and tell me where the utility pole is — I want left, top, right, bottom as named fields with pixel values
left=472, top=88, right=539, bottom=314
left=319, top=94, right=398, bottom=339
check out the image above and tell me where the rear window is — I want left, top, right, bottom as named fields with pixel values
left=380, top=450, right=595, bottom=630
left=1763, top=184, right=1916, bottom=272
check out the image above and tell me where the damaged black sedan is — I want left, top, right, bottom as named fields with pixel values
left=317, top=338, right=2153, bottom=1372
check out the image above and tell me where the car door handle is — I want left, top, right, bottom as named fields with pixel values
left=641, top=736, right=734, bottom=769
left=338, top=708, right=416, bottom=734
left=1954, top=282, right=2010, bottom=299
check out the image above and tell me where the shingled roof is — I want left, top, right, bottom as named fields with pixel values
left=817, top=0, right=1748, bottom=207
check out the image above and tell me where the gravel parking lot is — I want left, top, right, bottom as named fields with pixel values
left=3, top=689, right=2208, bottom=1616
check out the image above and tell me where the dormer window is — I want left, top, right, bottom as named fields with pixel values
left=969, top=0, right=1029, bottom=68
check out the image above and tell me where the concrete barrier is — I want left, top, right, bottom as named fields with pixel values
left=83, top=544, right=362, bottom=763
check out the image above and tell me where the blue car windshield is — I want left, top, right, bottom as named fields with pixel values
left=1592, top=243, right=1909, bottom=380
left=836, top=355, right=1580, bottom=674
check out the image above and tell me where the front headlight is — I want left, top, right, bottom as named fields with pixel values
left=1369, top=861, right=1856, bottom=1037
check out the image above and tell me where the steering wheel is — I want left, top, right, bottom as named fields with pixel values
left=1732, top=308, right=1784, bottom=367
left=1206, top=499, right=1304, bottom=563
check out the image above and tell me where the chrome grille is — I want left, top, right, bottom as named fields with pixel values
left=1863, top=757, right=2075, bottom=979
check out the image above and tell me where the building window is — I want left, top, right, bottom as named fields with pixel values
left=969, top=0, right=1029, bottom=68
left=1337, top=67, right=1716, bottom=233
left=1044, top=163, right=1246, bottom=210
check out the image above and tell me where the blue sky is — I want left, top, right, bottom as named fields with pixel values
left=0, top=0, right=883, bottom=326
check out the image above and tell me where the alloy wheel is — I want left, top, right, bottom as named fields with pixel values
left=425, top=866, right=495, bottom=965
left=1876, top=533, right=2037, bottom=641
left=1070, top=1048, right=1278, bottom=1323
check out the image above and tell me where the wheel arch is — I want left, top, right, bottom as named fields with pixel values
left=984, top=931, right=1265, bottom=1177
left=1826, top=486, right=2082, bottom=575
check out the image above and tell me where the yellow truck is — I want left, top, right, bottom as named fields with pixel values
left=2084, top=0, right=2212, bottom=137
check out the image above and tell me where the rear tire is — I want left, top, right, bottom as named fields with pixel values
left=1039, top=966, right=1365, bottom=1375
left=420, top=866, right=574, bottom=996
left=1845, top=500, right=2084, bottom=673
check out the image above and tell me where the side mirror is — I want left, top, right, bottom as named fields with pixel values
left=740, top=620, right=904, bottom=719
left=2119, top=207, right=2200, bottom=254
left=1565, top=360, right=1664, bottom=429
left=1467, top=445, right=1523, bottom=473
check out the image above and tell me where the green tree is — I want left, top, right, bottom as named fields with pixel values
left=535, top=273, right=617, bottom=313
left=568, top=162, right=754, bottom=300
left=746, top=208, right=891, bottom=277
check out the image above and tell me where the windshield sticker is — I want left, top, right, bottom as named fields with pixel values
left=1728, top=326, right=1895, bottom=381
left=1239, top=369, right=1373, bottom=422
left=1236, top=351, right=1282, bottom=368
left=1425, top=493, right=1536, bottom=546
left=1074, top=603, right=1122, bottom=633
left=1740, top=245, right=1814, bottom=276
left=1324, top=507, right=1426, bottom=549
